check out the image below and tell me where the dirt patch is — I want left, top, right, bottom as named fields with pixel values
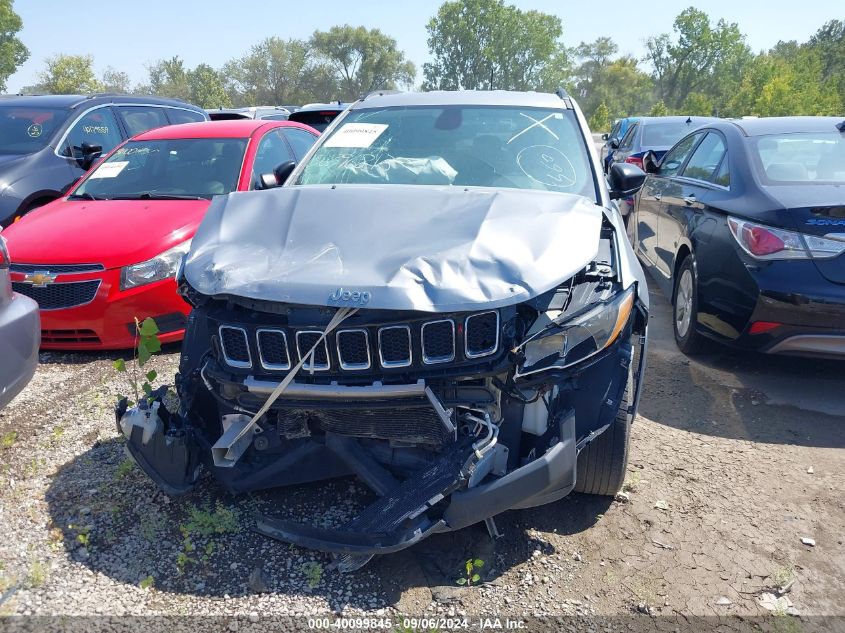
left=0, top=294, right=842, bottom=628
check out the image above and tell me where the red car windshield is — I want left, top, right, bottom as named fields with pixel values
left=0, top=106, right=68, bottom=155
left=72, top=138, right=247, bottom=200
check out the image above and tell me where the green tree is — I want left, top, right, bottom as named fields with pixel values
left=223, top=37, right=323, bottom=106
left=37, top=54, right=101, bottom=94
left=645, top=7, right=752, bottom=113
left=808, top=20, right=845, bottom=110
left=729, top=48, right=841, bottom=117
left=572, top=38, right=654, bottom=119
left=649, top=100, right=669, bottom=116
left=311, top=25, right=415, bottom=99
left=589, top=102, right=610, bottom=132
left=188, top=63, right=230, bottom=108
left=0, top=0, right=28, bottom=92
left=680, top=92, right=713, bottom=116
left=101, top=67, right=131, bottom=93
left=147, top=56, right=190, bottom=100
left=423, top=0, right=569, bottom=91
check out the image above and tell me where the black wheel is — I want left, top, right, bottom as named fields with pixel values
left=672, top=254, right=707, bottom=355
left=574, top=365, right=633, bottom=496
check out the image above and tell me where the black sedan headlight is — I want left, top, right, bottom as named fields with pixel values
left=516, top=286, right=635, bottom=377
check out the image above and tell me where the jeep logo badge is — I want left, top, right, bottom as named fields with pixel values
left=329, top=287, right=371, bottom=305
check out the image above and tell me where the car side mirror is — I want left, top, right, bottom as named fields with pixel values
left=609, top=138, right=620, bottom=149
left=260, top=160, right=297, bottom=189
left=80, top=142, right=103, bottom=170
left=642, top=150, right=660, bottom=174
left=601, top=133, right=609, bottom=141
left=608, top=162, right=646, bottom=200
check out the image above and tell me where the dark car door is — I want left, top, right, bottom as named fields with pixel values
left=611, top=122, right=638, bottom=167
left=657, top=131, right=727, bottom=278
left=634, top=131, right=704, bottom=270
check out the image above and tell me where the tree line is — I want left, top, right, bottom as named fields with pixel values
left=1, top=0, right=843, bottom=127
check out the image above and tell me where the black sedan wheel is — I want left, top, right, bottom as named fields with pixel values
left=673, top=254, right=707, bottom=354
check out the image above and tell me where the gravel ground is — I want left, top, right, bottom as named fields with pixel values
left=0, top=288, right=843, bottom=632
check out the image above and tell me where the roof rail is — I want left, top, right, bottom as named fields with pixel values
left=555, top=87, right=570, bottom=100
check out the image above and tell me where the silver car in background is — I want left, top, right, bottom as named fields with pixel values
left=0, top=233, right=39, bottom=409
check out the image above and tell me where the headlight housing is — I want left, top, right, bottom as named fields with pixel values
left=121, top=240, right=192, bottom=290
left=517, top=286, right=635, bottom=377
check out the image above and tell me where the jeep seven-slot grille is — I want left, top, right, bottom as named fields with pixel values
left=379, top=326, right=412, bottom=367
left=219, top=326, right=251, bottom=367
left=421, top=320, right=455, bottom=363
left=217, top=311, right=500, bottom=372
left=257, top=329, right=290, bottom=370
left=296, top=331, right=330, bottom=370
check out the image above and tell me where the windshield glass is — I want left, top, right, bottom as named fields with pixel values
left=752, top=133, right=845, bottom=184
left=641, top=121, right=699, bottom=148
left=295, top=105, right=596, bottom=199
left=0, top=106, right=68, bottom=155
left=73, top=138, right=247, bottom=199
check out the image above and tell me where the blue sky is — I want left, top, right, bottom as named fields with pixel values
left=5, top=0, right=838, bottom=92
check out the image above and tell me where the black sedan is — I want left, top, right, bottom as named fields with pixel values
left=630, top=116, right=845, bottom=358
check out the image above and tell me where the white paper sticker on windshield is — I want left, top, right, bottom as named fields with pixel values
left=89, top=161, right=128, bottom=179
left=324, top=123, right=388, bottom=148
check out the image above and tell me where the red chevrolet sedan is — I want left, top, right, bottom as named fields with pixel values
left=2, top=119, right=318, bottom=349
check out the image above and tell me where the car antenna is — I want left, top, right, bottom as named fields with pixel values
left=686, top=116, right=692, bottom=124
left=837, top=120, right=845, bottom=133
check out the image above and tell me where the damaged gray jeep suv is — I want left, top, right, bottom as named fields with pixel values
left=119, top=90, right=649, bottom=569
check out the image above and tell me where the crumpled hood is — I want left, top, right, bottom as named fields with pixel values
left=184, top=185, right=604, bottom=312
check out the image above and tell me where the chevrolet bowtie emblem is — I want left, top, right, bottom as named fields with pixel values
left=23, top=271, right=58, bottom=288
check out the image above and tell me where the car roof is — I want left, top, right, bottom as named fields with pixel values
left=0, top=93, right=204, bottom=111
left=133, top=119, right=310, bottom=140
left=295, top=102, right=348, bottom=113
left=726, top=116, right=845, bottom=137
left=354, top=90, right=570, bottom=110
left=635, top=116, right=720, bottom=126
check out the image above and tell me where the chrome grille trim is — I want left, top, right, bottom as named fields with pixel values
left=296, top=330, right=331, bottom=371
left=256, top=328, right=291, bottom=371
left=336, top=328, right=371, bottom=371
left=378, top=325, right=413, bottom=368
left=465, top=310, right=500, bottom=358
left=218, top=326, right=252, bottom=369
left=421, top=318, right=455, bottom=364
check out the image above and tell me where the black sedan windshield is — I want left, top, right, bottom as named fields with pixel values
left=0, top=106, right=68, bottom=155
left=73, top=138, right=247, bottom=199
left=296, top=105, right=597, bottom=199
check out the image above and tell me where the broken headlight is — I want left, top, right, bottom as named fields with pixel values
left=121, top=240, right=192, bottom=290
left=518, top=286, right=635, bottom=376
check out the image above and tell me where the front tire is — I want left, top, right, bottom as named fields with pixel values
left=574, top=366, right=633, bottom=496
left=672, top=254, right=706, bottom=354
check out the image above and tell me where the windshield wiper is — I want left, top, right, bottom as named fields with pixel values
left=111, top=193, right=206, bottom=201
left=68, top=192, right=109, bottom=201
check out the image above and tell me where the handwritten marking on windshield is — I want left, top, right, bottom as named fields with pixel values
left=507, top=114, right=560, bottom=145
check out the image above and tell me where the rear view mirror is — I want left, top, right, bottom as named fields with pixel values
left=80, top=142, right=103, bottom=170
left=609, top=138, right=620, bottom=149
left=608, top=162, right=646, bottom=200
left=260, top=160, right=297, bottom=189
left=643, top=150, right=660, bottom=174
left=601, top=133, right=609, bottom=141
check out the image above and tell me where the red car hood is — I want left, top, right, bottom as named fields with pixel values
left=3, top=199, right=210, bottom=270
